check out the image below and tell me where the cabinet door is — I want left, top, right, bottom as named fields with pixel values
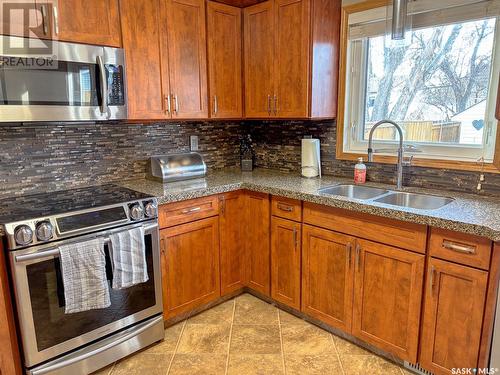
left=271, top=216, right=301, bottom=310
left=0, top=0, right=41, bottom=38
left=245, top=191, right=271, bottom=296
left=274, top=0, right=310, bottom=118
left=352, top=239, right=425, bottom=363
left=207, top=1, right=242, bottom=119
left=219, top=191, right=245, bottom=295
left=120, top=0, right=168, bottom=120
left=166, top=0, right=208, bottom=119
left=42, top=0, right=121, bottom=46
left=243, top=1, right=274, bottom=118
left=160, top=217, right=220, bottom=320
left=302, top=225, right=354, bottom=332
left=420, top=258, right=488, bottom=375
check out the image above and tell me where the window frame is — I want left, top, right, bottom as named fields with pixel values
left=336, top=0, right=500, bottom=173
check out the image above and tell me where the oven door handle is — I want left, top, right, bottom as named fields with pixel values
left=14, top=222, right=158, bottom=263
left=30, top=315, right=163, bottom=375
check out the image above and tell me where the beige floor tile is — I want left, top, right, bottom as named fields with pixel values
left=234, top=294, right=279, bottom=325
left=285, top=354, right=344, bottom=375
left=230, top=324, right=282, bottom=354
left=112, top=352, right=171, bottom=375
left=168, top=354, right=227, bottom=375
left=227, top=354, right=284, bottom=375
left=177, top=323, right=230, bottom=354
left=281, top=325, right=336, bottom=355
left=332, top=335, right=371, bottom=356
left=188, top=300, right=234, bottom=325
left=145, top=322, right=184, bottom=354
left=278, top=310, right=310, bottom=327
left=340, top=354, right=402, bottom=375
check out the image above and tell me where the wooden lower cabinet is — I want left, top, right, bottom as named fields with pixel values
left=352, top=239, right=425, bottom=363
left=219, top=191, right=245, bottom=295
left=420, top=258, right=489, bottom=375
left=301, top=225, right=354, bottom=332
left=271, top=217, right=301, bottom=310
left=244, top=191, right=271, bottom=296
left=160, top=217, right=220, bottom=320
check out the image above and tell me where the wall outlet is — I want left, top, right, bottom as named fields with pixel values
left=190, top=135, right=199, bottom=151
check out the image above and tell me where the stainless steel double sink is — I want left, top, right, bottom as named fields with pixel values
left=318, top=184, right=454, bottom=210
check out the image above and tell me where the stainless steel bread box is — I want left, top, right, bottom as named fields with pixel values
left=149, top=152, right=207, bottom=183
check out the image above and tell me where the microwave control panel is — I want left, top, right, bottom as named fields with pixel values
left=106, top=65, right=125, bottom=105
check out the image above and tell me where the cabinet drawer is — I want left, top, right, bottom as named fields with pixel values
left=159, top=195, right=219, bottom=228
left=303, top=202, right=427, bottom=253
left=271, top=196, right=302, bottom=222
left=429, top=228, right=492, bottom=270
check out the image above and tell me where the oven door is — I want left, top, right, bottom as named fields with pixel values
left=0, top=35, right=127, bottom=122
left=9, top=221, right=162, bottom=368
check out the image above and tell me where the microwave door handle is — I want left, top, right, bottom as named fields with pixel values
left=96, top=55, right=108, bottom=116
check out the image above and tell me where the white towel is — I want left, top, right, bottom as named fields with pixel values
left=109, top=226, right=148, bottom=289
left=59, top=238, right=111, bottom=314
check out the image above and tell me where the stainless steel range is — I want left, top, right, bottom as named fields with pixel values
left=0, top=185, right=164, bottom=375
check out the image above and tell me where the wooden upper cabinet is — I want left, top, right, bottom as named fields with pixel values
left=352, top=239, right=425, bottom=363
left=0, top=0, right=41, bottom=38
left=271, top=216, right=301, bottom=310
left=274, top=0, right=310, bottom=118
left=244, top=191, right=271, bottom=296
left=420, top=258, right=488, bottom=375
left=165, top=0, right=208, bottom=119
left=243, top=1, right=275, bottom=118
left=160, top=217, right=221, bottom=320
left=219, top=191, right=246, bottom=295
left=207, top=1, right=243, bottom=118
left=243, top=0, right=340, bottom=119
left=302, top=225, right=354, bottom=332
left=120, top=0, right=167, bottom=120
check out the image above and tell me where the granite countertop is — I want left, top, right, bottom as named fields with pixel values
left=120, top=168, right=500, bottom=242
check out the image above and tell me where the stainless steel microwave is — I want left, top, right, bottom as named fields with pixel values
left=0, top=36, right=127, bottom=122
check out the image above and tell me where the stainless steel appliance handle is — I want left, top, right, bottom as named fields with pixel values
left=97, top=55, right=108, bottom=115
left=30, top=315, right=163, bottom=375
left=15, top=222, right=158, bottom=263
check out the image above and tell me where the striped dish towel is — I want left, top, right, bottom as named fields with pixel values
left=59, top=237, right=111, bottom=314
left=109, top=226, right=148, bottom=289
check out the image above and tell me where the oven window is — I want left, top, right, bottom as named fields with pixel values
left=26, top=235, right=157, bottom=352
left=0, top=58, right=100, bottom=106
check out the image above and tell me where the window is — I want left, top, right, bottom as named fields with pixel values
left=342, top=0, right=500, bottom=164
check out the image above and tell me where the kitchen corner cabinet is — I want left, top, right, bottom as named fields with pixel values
left=244, top=191, right=271, bottom=296
left=243, top=0, right=340, bottom=119
left=219, top=191, right=246, bottom=295
left=352, top=239, right=425, bottom=363
left=271, top=216, right=301, bottom=309
left=120, top=0, right=208, bottom=120
left=160, top=217, right=220, bottom=320
left=207, top=1, right=243, bottom=118
left=420, top=258, right=488, bottom=375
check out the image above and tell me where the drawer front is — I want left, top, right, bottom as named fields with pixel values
left=159, top=195, right=219, bottom=228
left=303, top=202, right=427, bottom=253
left=271, top=196, right=302, bottom=222
left=429, top=228, right=492, bottom=270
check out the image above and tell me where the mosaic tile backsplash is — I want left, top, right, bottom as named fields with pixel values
left=0, top=119, right=499, bottom=199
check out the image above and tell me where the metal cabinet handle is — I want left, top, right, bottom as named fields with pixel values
left=220, top=196, right=225, bottom=215
left=40, top=5, right=48, bottom=35
left=160, top=238, right=166, bottom=255
left=53, top=5, right=59, bottom=35
left=429, top=266, right=436, bottom=294
left=181, top=206, right=201, bottom=214
left=165, top=94, right=171, bottom=114
left=213, top=95, right=218, bottom=116
left=442, top=240, right=476, bottom=255
left=267, top=95, right=271, bottom=115
left=355, top=244, right=361, bottom=271
left=277, top=203, right=293, bottom=212
left=292, top=227, right=299, bottom=250
left=173, top=94, right=179, bottom=114
left=346, top=242, right=352, bottom=268
left=273, top=95, right=278, bottom=115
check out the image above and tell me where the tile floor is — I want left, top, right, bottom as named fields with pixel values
left=94, top=293, right=413, bottom=375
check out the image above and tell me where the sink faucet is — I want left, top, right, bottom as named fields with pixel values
left=367, top=119, right=409, bottom=190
